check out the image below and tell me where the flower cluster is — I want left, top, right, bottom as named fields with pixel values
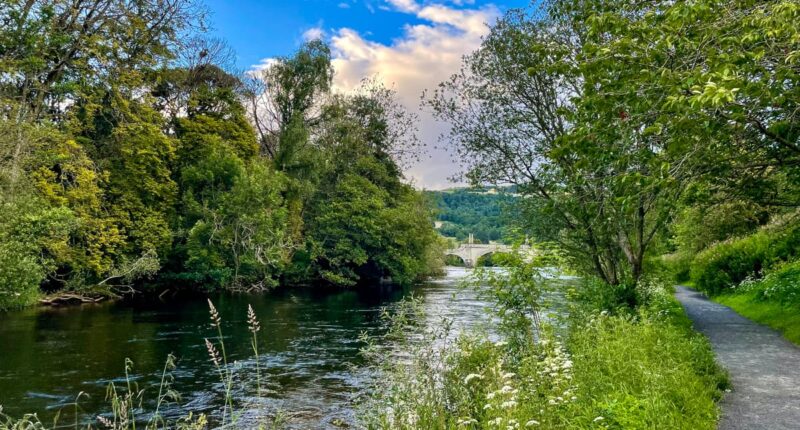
left=535, top=338, right=576, bottom=407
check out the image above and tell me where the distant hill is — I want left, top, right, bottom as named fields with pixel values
left=425, top=187, right=516, bottom=244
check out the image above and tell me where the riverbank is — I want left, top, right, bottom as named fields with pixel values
left=361, top=265, right=728, bottom=429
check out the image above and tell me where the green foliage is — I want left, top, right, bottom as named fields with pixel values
left=362, top=262, right=727, bottom=429
left=183, top=161, right=290, bottom=290
left=0, top=192, right=75, bottom=309
left=710, top=258, right=800, bottom=344
left=0, top=13, right=438, bottom=303
left=672, top=201, right=769, bottom=255
left=690, top=220, right=800, bottom=294
left=426, top=188, right=513, bottom=243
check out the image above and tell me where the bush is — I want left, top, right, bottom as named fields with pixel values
left=660, top=252, right=694, bottom=283
left=0, top=194, right=75, bottom=310
left=690, top=220, right=800, bottom=294
left=737, top=259, right=800, bottom=306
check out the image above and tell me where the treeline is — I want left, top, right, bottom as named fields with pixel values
left=431, top=0, right=799, bottom=303
left=0, top=1, right=440, bottom=309
left=425, top=188, right=513, bottom=243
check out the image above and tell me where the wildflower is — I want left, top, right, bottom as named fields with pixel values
left=247, top=304, right=260, bottom=333
left=502, top=372, right=516, bottom=379
left=458, top=418, right=478, bottom=426
left=205, top=338, right=221, bottom=367
left=525, top=419, right=540, bottom=427
left=500, top=385, right=514, bottom=394
left=501, top=400, right=518, bottom=409
left=484, top=404, right=493, bottom=410
left=208, top=299, right=221, bottom=328
left=494, top=340, right=508, bottom=347
left=487, top=391, right=497, bottom=400
left=464, top=373, right=484, bottom=384
left=489, top=417, right=503, bottom=426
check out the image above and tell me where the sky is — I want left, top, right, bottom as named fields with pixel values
left=203, top=0, right=528, bottom=190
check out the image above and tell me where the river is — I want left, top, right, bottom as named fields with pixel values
left=0, top=267, right=492, bottom=429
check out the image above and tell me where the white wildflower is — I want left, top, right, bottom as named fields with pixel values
left=525, top=420, right=540, bottom=427
left=464, top=373, right=484, bottom=384
left=501, top=400, right=518, bottom=409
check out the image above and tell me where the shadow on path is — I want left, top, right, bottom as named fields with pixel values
left=675, top=286, right=800, bottom=430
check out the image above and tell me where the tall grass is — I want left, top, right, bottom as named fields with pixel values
left=359, top=262, right=728, bottom=429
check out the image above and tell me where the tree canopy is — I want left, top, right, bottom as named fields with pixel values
left=0, top=3, right=439, bottom=309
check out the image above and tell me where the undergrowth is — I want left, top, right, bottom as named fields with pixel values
left=714, top=259, right=800, bottom=345
left=359, top=256, right=728, bottom=429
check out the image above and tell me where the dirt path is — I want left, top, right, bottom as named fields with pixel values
left=675, top=286, right=800, bottom=429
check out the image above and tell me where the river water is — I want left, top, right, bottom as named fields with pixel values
left=0, top=267, right=492, bottom=429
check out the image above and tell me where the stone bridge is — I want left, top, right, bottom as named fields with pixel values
left=445, top=235, right=532, bottom=267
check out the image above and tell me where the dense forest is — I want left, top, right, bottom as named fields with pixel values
left=0, top=0, right=441, bottom=310
left=425, top=188, right=514, bottom=243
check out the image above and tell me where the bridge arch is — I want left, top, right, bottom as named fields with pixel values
left=443, top=237, right=533, bottom=268
left=443, top=253, right=467, bottom=267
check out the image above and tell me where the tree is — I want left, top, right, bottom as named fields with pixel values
left=429, top=3, right=697, bottom=287
left=302, top=89, right=439, bottom=286
left=245, top=40, right=333, bottom=165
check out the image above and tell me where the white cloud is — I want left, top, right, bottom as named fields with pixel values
left=302, top=26, right=325, bottom=41
left=337, top=2, right=351, bottom=8
left=386, top=0, right=420, bottom=13
left=328, top=1, right=499, bottom=189
left=249, top=57, right=279, bottom=73
left=249, top=1, right=497, bottom=189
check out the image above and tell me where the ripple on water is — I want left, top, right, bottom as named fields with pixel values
left=0, top=268, right=492, bottom=429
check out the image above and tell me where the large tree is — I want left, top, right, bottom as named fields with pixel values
left=429, top=3, right=698, bottom=286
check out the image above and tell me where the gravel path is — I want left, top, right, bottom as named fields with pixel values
left=675, top=286, right=800, bottom=430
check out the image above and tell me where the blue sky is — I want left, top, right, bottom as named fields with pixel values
left=202, top=0, right=529, bottom=189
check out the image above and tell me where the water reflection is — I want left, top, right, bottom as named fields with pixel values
left=0, top=267, right=488, bottom=429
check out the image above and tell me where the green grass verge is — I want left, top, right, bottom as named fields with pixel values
left=715, top=293, right=800, bottom=345
left=363, top=277, right=729, bottom=429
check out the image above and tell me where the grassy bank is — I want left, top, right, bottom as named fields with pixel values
left=675, top=219, right=800, bottom=346
left=712, top=260, right=800, bottom=345
left=361, top=264, right=728, bottom=429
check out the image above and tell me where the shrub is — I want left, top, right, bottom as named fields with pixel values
left=660, top=252, right=694, bottom=283
left=690, top=220, right=800, bottom=294
left=733, top=259, right=800, bottom=306
left=0, top=194, right=75, bottom=310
